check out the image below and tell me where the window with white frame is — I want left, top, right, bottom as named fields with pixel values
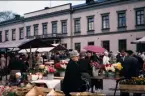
left=42, top=23, right=47, bottom=35
left=52, top=21, right=57, bottom=34
left=12, top=29, right=16, bottom=40
left=62, top=20, right=67, bottom=34
left=74, top=18, right=81, bottom=33
left=19, top=28, right=24, bottom=39
left=87, top=16, right=94, bottom=31
left=5, top=30, right=9, bottom=41
left=102, top=14, right=110, bottom=29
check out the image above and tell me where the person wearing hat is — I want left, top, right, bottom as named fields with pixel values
left=62, top=50, right=85, bottom=96
left=120, top=50, right=141, bottom=96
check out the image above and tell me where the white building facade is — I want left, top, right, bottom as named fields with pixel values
left=0, top=0, right=145, bottom=53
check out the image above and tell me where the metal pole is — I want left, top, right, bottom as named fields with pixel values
left=5, top=48, right=8, bottom=80
left=30, top=46, right=32, bottom=68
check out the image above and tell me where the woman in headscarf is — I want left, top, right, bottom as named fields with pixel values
left=62, top=50, right=84, bottom=96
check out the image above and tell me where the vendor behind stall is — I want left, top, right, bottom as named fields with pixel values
left=120, top=50, right=141, bottom=96
left=8, top=53, right=27, bottom=74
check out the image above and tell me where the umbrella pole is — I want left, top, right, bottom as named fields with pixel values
left=30, top=46, right=32, bottom=68
left=5, top=48, right=8, bottom=81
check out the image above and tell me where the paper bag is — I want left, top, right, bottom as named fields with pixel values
left=25, top=87, right=37, bottom=96
left=25, top=87, right=45, bottom=96
left=47, top=89, right=65, bottom=96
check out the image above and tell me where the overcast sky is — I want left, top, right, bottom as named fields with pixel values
left=0, top=1, right=85, bottom=16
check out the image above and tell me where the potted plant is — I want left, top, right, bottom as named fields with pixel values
left=54, top=62, right=67, bottom=77
left=105, top=64, right=115, bottom=78
left=45, top=66, right=56, bottom=80
left=38, top=64, right=56, bottom=80
left=90, top=61, right=102, bottom=77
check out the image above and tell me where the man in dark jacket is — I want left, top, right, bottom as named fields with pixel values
left=79, top=52, right=92, bottom=76
left=133, top=54, right=144, bottom=71
left=62, top=50, right=84, bottom=96
left=8, top=54, right=27, bottom=74
left=120, top=50, right=141, bottom=96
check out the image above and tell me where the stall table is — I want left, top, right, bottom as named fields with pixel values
left=31, top=79, right=61, bottom=90
left=91, top=76, right=121, bottom=93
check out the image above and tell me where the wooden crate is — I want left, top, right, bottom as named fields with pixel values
left=120, top=84, right=145, bottom=91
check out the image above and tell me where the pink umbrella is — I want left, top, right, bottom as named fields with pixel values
left=84, top=45, right=106, bottom=53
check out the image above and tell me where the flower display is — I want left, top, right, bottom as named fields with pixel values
left=105, top=62, right=123, bottom=72
left=39, top=64, right=45, bottom=69
left=112, top=62, right=123, bottom=71
left=90, top=62, right=102, bottom=69
left=1, top=86, right=17, bottom=96
left=120, top=77, right=145, bottom=85
left=55, top=62, right=67, bottom=72
left=105, top=64, right=115, bottom=72
left=38, top=65, right=56, bottom=76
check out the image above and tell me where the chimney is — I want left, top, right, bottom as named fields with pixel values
left=15, top=15, right=20, bottom=20
left=86, top=0, right=94, bottom=4
left=44, top=7, right=49, bottom=9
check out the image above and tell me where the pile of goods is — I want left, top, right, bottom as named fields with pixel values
left=119, top=77, right=145, bottom=91
left=0, top=83, right=64, bottom=96
left=70, top=92, right=105, bottom=96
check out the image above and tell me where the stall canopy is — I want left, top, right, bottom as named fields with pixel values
left=131, top=36, right=145, bottom=44
left=19, top=38, right=53, bottom=49
left=0, top=39, right=33, bottom=48
left=51, top=45, right=68, bottom=52
left=19, top=47, right=54, bottom=53
left=19, top=44, right=67, bottom=53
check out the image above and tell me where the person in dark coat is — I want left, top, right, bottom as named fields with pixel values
left=120, top=50, right=141, bottom=96
left=8, top=54, right=27, bottom=73
left=62, top=50, right=84, bottom=96
left=85, top=51, right=93, bottom=76
left=133, top=54, right=144, bottom=71
left=79, top=52, right=92, bottom=76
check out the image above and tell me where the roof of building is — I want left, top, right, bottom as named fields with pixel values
left=0, top=0, right=143, bottom=27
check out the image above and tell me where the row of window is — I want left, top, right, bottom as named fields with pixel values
left=0, top=20, right=67, bottom=42
left=63, top=39, right=145, bottom=52
left=0, top=8, right=144, bottom=42
left=74, top=40, right=127, bottom=52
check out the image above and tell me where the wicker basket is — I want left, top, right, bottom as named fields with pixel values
left=120, top=84, right=145, bottom=91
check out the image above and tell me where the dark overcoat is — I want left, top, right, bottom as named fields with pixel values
left=121, top=56, right=140, bottom=78
left=62, top=59, right=83, bottom=95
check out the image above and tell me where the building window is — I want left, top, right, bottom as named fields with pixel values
left=42, top=23, right=47, bottom=35
left=52, top=21, right=57, bottom=34
left=34, top=24, right=38, bottom=36
left=136, top=9, right=145, bottom=26
left=62, top=43, right=67, bottom=48
left=75, top=43, right=81, bottom=52
left=118, top=39, right=126, bottom=52
left=74, top=18, right=81, bottom=33
left=118, top=11, right=126, bottom=28
left=88, top=41, right=94, bottom=45
left=0, top=31, right=2, bottom=42
left=102, top=40, right=110, bottom=51
left=102, top=14, right=110, bottom=29
left=12, top=29, right=16, bottom=40
left=26, top=26, right=31, bottom=37
left=5, top=30, right=9, bottom=41
left=19, top=28, right=24, bottom=40
left=87, top=16, right=94, bottom=31
left=62, top=20, right=67, bottom=34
